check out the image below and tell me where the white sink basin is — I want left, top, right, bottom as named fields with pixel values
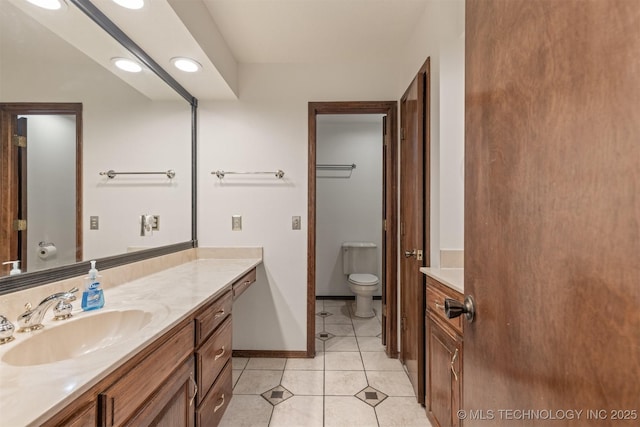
left=2, top=307, right=165, bottom=367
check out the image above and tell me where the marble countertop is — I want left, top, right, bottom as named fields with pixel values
left=0, top=257, right=261, bottom=427
left=420, top=267, right=464, bottom=293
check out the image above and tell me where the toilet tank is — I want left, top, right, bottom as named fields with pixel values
left=342, top=242, right=377, bottom=275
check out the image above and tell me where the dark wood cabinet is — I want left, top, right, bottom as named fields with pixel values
left=42, top=268, right=257, bottom=427
left=425, top=276, right=463, bottom=427
left=194, top=291, right=233, bottom=425
left=125, top=358, right=196, bottom=427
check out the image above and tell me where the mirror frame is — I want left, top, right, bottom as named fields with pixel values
left=0, top=0, right=198, bottom=295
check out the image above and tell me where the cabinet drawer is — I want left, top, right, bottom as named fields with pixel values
left=426, top=278, right=463, bottom=335
left=100, top=322, right=194, bottom=426
left=196, top=361, right=232, bottom=427
left=232, top=268, right=256, bottom=300
left=195, top=290, right=232, bottom=347
left=196, top=316, right=232, bottom=406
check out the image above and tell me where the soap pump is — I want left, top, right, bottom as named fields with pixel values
left=81, top=260, right=105, bottom=311
left=2, top=260, right=21, bottom=275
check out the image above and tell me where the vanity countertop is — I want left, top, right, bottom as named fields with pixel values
left=420, top=267, right=464, bottom=294
left=0, top=256, right=261, bottom=427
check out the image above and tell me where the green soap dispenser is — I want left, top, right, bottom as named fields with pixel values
left=81, top=260, right=105, bottom=311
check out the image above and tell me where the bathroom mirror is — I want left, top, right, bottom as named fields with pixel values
left=0, top=0, right=196, bottom=292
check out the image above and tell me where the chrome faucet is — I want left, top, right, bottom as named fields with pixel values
left=16, top=288, right=78, bottom=332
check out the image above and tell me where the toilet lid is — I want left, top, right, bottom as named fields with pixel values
left=349, top=273, right=379, bottom=285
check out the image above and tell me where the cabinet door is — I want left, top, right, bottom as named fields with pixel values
left=125, top=357, right=196, bottom=427
left=99, top=323, right=194, bottom=426
left=427, top=315, right=462, bottom=427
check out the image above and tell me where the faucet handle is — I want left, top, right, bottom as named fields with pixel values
left=0, top=315, right=15, bottom=344
left=53, top=300, right=74, bottom=320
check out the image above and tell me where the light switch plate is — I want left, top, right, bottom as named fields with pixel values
left=232, top=215, right=242, bottom=231
left=292, top=216, right=301, bottom=230
left=89, top=216, right=99, bottom=230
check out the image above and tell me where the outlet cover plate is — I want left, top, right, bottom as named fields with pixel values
left=292, top=216, right=301, bottom=230
left=89, top=216, right=99, bottom=230
left=232, top=215, right=242, bottom=231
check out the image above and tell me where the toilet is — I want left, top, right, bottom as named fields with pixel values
left=342, top=242, right=379, bottom=318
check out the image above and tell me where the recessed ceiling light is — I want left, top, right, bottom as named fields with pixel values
left=112, top=0, right=144, bottom=9
left=171, top=57, right=202, bottom=73
left=112, top=58, right=143, bottom=73
left=25, top=0, right=65, bottom=10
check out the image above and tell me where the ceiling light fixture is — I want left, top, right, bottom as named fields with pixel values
left=171, top=57, right=202, bottom=73
left=112, top=58, right=143, bottom=73
left=25, top=0, right=65, bottom=10
left=111, top=0, right=144, bottom=9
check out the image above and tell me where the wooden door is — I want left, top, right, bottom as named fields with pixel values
left=464, top=1, right=640, bottom=426
left=381, top=115, right=388, bottom=347
left=399, top=60, right=429, bottom=402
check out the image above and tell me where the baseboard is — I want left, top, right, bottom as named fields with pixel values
left=232, top=350, right=310, bottom=358
left=315, top=295, right=382, bottom=300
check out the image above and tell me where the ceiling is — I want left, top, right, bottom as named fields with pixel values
left=199, top=0, right=429, bottom=64
left=110, top=0, right=429, bottom=100
left=11, top=0, right=429, bottom=100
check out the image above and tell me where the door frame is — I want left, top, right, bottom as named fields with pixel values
left=307, top=101, right=398, bottom=357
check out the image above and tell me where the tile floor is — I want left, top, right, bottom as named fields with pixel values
left=220, top=299, right=432, bottom=427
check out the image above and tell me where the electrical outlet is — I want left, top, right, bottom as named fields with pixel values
left=152, top=215, right=160, bottom=231
left=292, top=216, right=301, bottom=230
left=232, top=215, right=242, bottom=231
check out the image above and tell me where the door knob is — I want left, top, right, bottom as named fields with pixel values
left=404, top=249, right=423, bottom=260
left=444, top=296, right=476, bottom=323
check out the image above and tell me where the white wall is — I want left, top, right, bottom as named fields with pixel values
left=198, top=62, right=399, bottom=351
left=316, top=117, right=383, bottom=296
left=399, top=0, right=465, bottom=265
left=1, top=6, right=192, bottom=263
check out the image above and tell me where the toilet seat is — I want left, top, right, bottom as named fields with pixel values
left=348, top=273, right=379, bottom=286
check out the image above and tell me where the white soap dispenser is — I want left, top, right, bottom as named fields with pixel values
left=2, top=260, right=21, bottom=275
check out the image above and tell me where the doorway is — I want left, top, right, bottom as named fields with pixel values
left=308, top=101, right=398, bottom=357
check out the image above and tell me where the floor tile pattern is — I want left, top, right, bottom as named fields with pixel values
left=222, top=299, right=432, bottom=426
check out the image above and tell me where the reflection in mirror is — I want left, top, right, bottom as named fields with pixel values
left=0, top=0, right=194, bottom=283
left=0, top=103, right=82, bottom=275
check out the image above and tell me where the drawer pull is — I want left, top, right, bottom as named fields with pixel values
left=450, top=348, right=459, bottom=382
left=214, top=309, right=225, bottom=319
left=214, top=394, right=225, bottom=413
left=214, top=346, right=226, bottom=361
left=434, top=301, right=445, bottom=311
left=189, top=373, right=198, bottom=407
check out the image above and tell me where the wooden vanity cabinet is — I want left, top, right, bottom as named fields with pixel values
left=47, top=402, right=97, bottom=427
left=124, top=357, right=196, bottom=427
left=425, top=277, right=464, bottom=427
left=231, top=268, right=257, bottom=300
left=42, top=272, right=257, bottom=427
left=194, top=290, right=233, bottom=425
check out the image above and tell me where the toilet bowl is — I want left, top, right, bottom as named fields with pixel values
left=342, top=242, right=379, bottom=318
left=347, top=273, right=379, bottom=318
